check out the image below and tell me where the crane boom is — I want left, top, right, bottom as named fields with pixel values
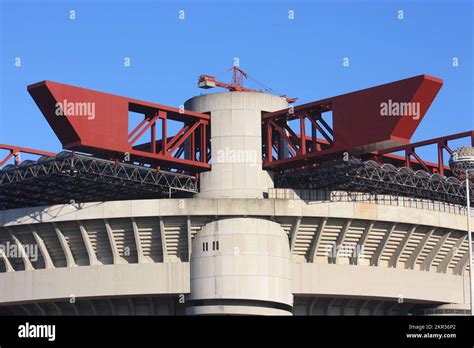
left=198, top=66, right=296, bottom=103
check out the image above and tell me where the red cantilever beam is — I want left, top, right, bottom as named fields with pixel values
left=263, top=74, right=443, bottom=170
left=28, top=81, right=211, bottom=172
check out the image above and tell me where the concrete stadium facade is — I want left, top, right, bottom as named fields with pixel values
left=0, top=91, right=471, bottom=315
left=0, top=197, right=470, bottom=315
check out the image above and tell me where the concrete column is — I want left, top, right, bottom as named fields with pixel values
left=187, top=217, right=293, bottom=315
left=184, top=92, right=288, bottom=199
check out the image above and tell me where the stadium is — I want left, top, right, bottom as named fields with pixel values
left=0, top=69, right=473, bottom=316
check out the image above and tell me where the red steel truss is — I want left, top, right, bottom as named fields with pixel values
left=0, top=144, right=56, bottom=167
left=28, top=81, right=210, bottom=172
left=0, top=75, right=471, bottom=182
left=365, top=131, right=474, bottom=177
left=262, top=75, right=444, bottom=171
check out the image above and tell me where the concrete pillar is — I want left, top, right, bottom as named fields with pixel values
left=186, top=217, right=293, bottom=315
left=184, top=91, right=288, bottom=199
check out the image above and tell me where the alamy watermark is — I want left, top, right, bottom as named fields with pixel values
left=215, top=147, right=258, bottom=166
left=380, top=99, right=420, bottom=120
left=55, top=100, right=96, bottom=120
left=0, top=241, right=38, bottom=262
left=18, top=322, right=55, bottom=341
left=324, top=242, right=366, bottom=259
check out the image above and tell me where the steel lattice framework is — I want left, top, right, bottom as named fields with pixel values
left=0, top=75, right=472, bottom=210
left=28, top=81, right=210, bottom=172
left=263, top=75, right=444, bottom=171
left=275, top=158, right=474, bottom=206
left=0, top=152, right=197, bottom=209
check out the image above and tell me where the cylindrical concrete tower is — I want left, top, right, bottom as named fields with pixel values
left=184, top=91, right=288, bottom=199
left=186, top=217, right=293, bottom=315
left=185, top=91, right=292, bottom=315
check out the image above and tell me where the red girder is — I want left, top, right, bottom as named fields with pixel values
left=271, top=130, right=473, bottom=178
left=366, top=130, right=474, bottom=177
left=0, top=75, right=467, bottom=182
left=28, top=81, right=210, bottom=172
left=263, top=74, right=444, bottom=170
left=0, top=145, right=56, bottom=167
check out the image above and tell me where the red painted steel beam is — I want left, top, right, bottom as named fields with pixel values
left=367, top=130, right=474, bottom=176
left=373, top=131, right=474, bottom=155
left=299, top=116, right=306, bottom=155
left=263, top=75, right=443, bottom=170
left=270, top=121, right=299, bottom=155
left=307, top=113, right=333, bottom=144
left=167, top=121, right=202, bottom=155
left=371, top=152, right=448, bottom=174
left=28, top=81, right=210, bottom=172
left=282, top=131, right=473, bottom=176
left=0, top=144, right=56, bottom=167
left=129, top=113, right=162, bottom=145
left=166, top=125, right=190, bottom=151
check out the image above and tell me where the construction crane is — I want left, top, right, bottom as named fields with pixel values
left=198, top=66, right=297, bottom=103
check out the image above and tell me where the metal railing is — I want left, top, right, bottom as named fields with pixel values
left=268, top=188, right=470, bottom=215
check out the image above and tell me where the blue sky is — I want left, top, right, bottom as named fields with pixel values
left=0, top=0, right=472, bottom=162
